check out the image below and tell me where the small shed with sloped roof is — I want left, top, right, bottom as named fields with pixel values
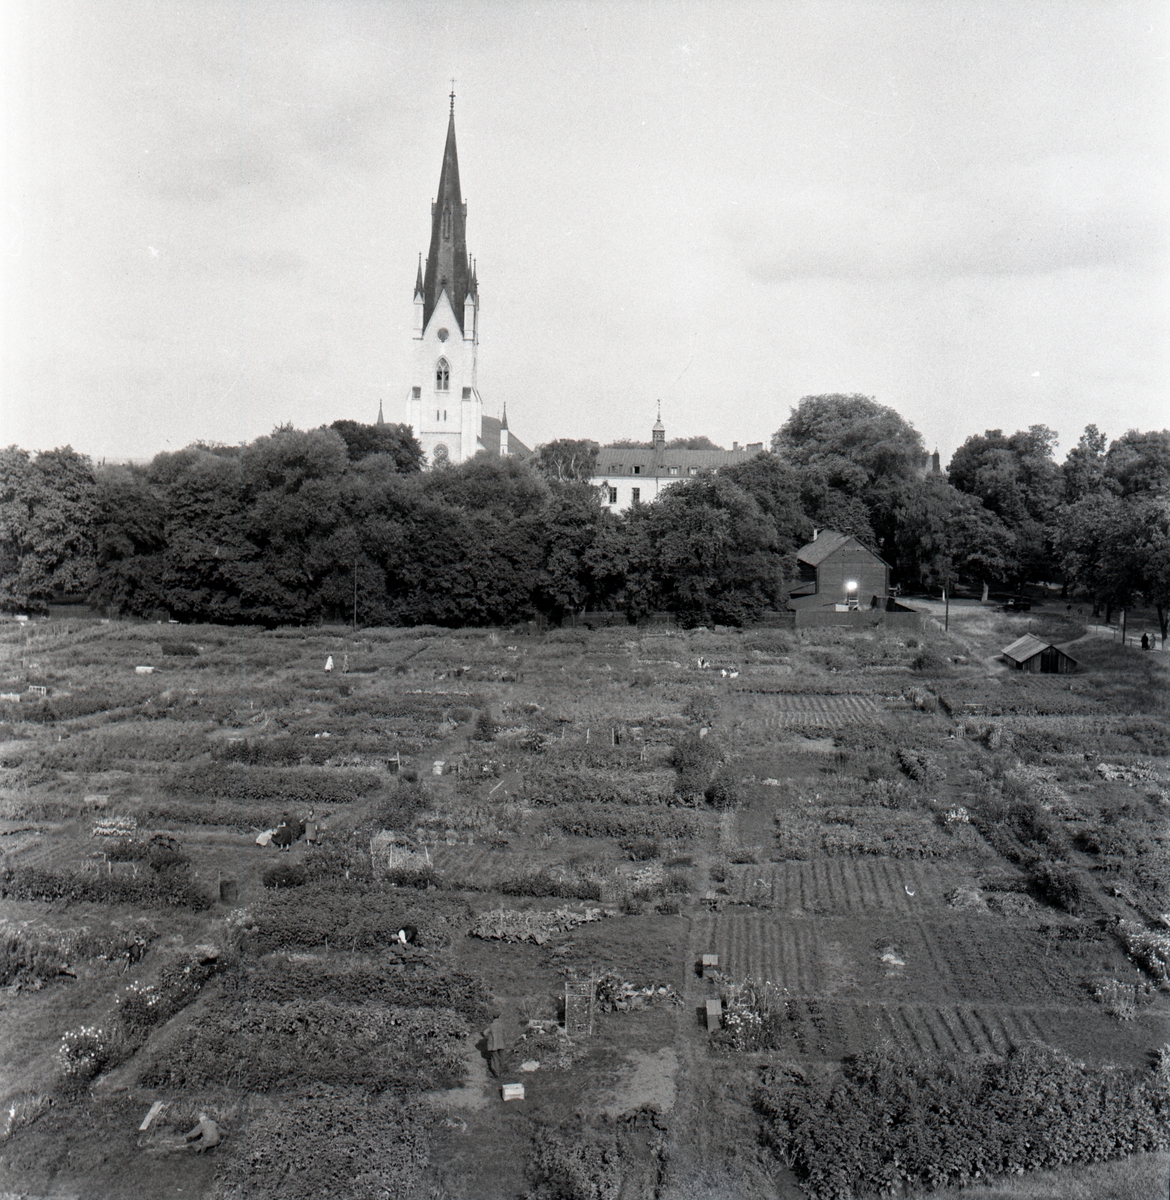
left=1001, top=634, right=1079, bottom=674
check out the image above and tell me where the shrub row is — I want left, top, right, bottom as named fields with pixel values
left=211, top=736, right=335, bottom=766
left=164, top=762, right=383, bottom=805
left=757, top=1044, right=1170, bottom=1199
left=117, top=953, right=223, bottom=1032
left=1, top=866, right=213, bottom=911
left=138, top=996, right=467, bottom=1094
left=526, top=769, right=672, bottom=807
left=224, top=957, right=493, bottom=1026
left=218, top=1087, right=438, bottom=1200
left=241, top=883, right=468, bottom=953
left=541, top=806, right=701, bottom=841
left=138, top=801, right=300, bottom=829
left=501, top=872, right=603, bottom=902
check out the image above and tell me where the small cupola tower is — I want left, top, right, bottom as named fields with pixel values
left=652, top=403, right=665, bottom=452
left=406, top=90, right=483, bottom=467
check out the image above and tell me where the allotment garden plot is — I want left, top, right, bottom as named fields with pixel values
left=0, top=615, right=1167, bottom=1200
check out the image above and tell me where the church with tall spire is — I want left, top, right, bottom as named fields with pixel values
left=405, top=94, right=528, bottom=466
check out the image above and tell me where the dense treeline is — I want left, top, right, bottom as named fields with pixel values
left=2, top=399, right=1167, bottom=630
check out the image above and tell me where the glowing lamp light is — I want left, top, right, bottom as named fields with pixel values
left=845, top=580, right=858, bottom=592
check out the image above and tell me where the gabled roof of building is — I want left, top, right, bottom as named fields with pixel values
left=795, top=530, right=890, bottom=569
left=422, top=105, right=475, bottom=335
left=1001, top=634, right=1078, bottom=664
left=592, top=446, right=757, bottom=477
left=795, top=530, right=851, bottom=567
left=480, top=415, right=531, bottom=459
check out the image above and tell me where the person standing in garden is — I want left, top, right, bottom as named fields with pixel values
left=483, top=1014, right=508, bottom=1078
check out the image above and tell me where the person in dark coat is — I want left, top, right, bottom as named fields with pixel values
left=483, top=1015, right=508, bottom=1079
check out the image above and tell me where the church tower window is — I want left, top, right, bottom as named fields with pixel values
left=436, top=359, right=450, bottom=391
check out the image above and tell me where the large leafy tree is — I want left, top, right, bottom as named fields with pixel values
left=1062, top=425, right=1111, bottom=503
left=718, top=453, right=813, bottom=559
left=0, top=445, right=97, bottom=612
left=624, top=474, right=783, bottom=626
left=329, top=420, right=423, bottom=473
left=948, top=426, right=1062, bottom=584
left=1104, top=429, right=1170, bottom=498
left=531, top=439, right=600, bottom=483
left=771, top=394, right=926, bottom=559
left=894, top=477, right=1012, bottom=598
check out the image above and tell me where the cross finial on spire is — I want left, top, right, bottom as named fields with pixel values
left=449, top=79, right=456, bottom=111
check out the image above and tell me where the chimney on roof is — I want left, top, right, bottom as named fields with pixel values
left=733, top=441, right=740, bottom=451
left=812, top=528, right=819, bottom=541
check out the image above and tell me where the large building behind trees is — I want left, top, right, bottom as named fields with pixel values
left=404, top=97, right=529, bottom=466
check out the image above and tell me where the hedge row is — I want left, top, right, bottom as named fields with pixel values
left=243, top=883, right=469, bottom=953
left=224, top=957, right=493, bottom=1026
left=138, top=995, right=467, bottom=1094
left=757, top=1044, right=1170, bottom=1200
left=541, top=806, right=701, bottom=841
left=164, top=762, right=383, bottom=804
left=1, top=867, right=213, bottom=911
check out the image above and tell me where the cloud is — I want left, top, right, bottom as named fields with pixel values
left=738, top=154, right=1167, bottom=282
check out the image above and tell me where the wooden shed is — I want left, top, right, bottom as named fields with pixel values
left=1001, top=634, right=1079, bottom=674
left=787, top=530, right=891, bottom=611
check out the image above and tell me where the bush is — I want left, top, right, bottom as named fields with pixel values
left=262, top=863, right=307, bottom=889
left=161, top=642, right=199, bottom=656
left=673, top=731, right=719, bottom=796
left=384, top=865, right=442, bottom=890
left=472, top=709, right=496, bottom=741
left=526, top=1121, right=624, bottom=1200
left=621, top=837, right=659, bottom=861
left=910, top=643, right=949, bottom=673
left=757, top=1044, right=1170, bottom=1199
left=704, top=777, right=740, bottom=810
left=1029, top=860, right=1089, bottom=914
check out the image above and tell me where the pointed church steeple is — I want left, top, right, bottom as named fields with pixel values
left=652, top=402, right=665, bottom=451
left=414, top=255, right=424, bottom=297
left=377, top=400, right=385, bottom=426
left=421, top=103, right=472, bottom=334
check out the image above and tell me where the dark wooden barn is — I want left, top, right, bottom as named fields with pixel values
left=1001, top=634, right=1079, bottom=674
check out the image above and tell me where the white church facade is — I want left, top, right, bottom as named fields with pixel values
left=404, top=99, right=529, bottom=466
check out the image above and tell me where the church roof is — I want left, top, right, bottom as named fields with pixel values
left=421, top=107, right=475, bottom=334
left=480, top=416, right=531, bottom=459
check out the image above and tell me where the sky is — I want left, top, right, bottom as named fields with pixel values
left=2, top=0, right=1167, bottom=466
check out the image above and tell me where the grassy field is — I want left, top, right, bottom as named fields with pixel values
left=0, top=605, right=1167, bottom=1199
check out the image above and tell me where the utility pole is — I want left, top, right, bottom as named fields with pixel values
left=943, top=587, right=949, bottom=633
left=352, top=554, right=358, bottom=633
